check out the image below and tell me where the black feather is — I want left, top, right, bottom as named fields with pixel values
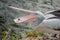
left=49, top=10, right=60, bottom=17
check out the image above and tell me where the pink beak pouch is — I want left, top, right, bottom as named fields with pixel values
left=14, top=13, right=37, bottom=23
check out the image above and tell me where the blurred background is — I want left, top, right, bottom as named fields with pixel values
left=0, top=0, right=60, bottom=40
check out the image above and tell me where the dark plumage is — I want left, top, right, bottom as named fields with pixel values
left=49, top=10, right=60, bottom=17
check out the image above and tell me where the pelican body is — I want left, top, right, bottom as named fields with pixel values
left=8, top=6, right=60, bottom=34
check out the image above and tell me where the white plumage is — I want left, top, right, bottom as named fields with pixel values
left=34, top=10, right=60, bottom=34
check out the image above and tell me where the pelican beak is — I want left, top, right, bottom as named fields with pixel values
left=14, top=13, right=37, bottom=23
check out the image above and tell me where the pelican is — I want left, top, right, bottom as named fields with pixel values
left=8, top=6, right=60, bottom=34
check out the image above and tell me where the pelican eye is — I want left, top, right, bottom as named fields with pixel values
left=35, top=13, right=38, bottom=15
left=18, top=19, right=20, bottom=21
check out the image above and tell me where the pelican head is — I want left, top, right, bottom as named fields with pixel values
left=14, top=11, right=45, bottom=26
